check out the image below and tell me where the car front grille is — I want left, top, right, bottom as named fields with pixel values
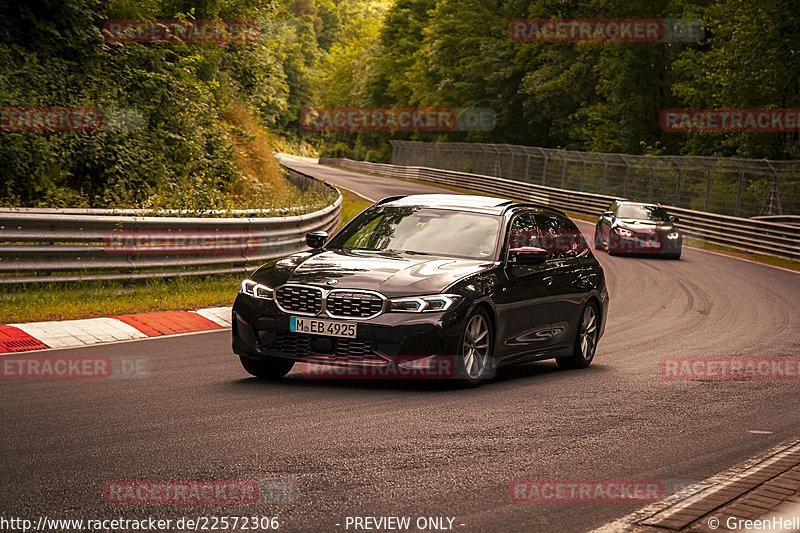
left=267, top=332, right=380, bottom=360
left=634, top=231, right=659, bottom=241
left=276, top=285, right=323, bottom=315
left=335, top=337, right=376, bottom=357
left=267, top=332, right=312, bottom=358
left=327, top=291, right=384, bottom=318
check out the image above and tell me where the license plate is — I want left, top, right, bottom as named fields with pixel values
left=640, top=240, right=661, bottom=248
left=290, top=317, right=357, bottom=338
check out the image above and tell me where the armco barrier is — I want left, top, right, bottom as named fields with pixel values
left=0, top=167, right=341, bottom=283
left=319, top=157, right=800, bottom=261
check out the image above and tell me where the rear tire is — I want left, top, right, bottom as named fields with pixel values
left=239, top=355, right=294, bottom=379
left=556, top=303, right=599, bottom=370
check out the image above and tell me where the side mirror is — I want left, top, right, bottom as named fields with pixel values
left=305, top=231, right=328, bottom=249
left=508, top=246, right=548, bottom=265
left=670, top=215, right=680, bottom=222
left=603, top=211, right=615, bottom=219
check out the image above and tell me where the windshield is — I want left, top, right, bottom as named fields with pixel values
left=616, top=204, right=670, bottom=221
left=327, top=206, right=500, bottom=259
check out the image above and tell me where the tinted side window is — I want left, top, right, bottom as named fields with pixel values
left=532, top=214, right=584, bottom=257
left=562, top=216, right=590, bottom=253
left=507, top=213, right=540, bottom=249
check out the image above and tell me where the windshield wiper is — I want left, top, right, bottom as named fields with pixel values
left=388, top=249, right=432, bottom=256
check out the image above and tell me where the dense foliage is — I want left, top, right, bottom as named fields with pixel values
left=0, top=0, right=335, bottom=208
left=313, top=0, right=800, bottom=162
left=0, top=0, right=797, bottom=208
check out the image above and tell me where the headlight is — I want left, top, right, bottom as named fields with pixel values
left=616, top=228, right=633, bottom=237
left=667, top=232, right=680, bottom=239
left=240, top=279, right=274, bottom=300
left=390, top=295, right=461, bottom=313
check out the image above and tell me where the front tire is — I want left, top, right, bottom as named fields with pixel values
left=606, top=233, right=621, bottom=255
left=593, top=230, right=606, bottom=251
left=557, top=303, right=599, bottom=370
left=239, top=355, right=294, bottom=379
left=454, top=309, right=494, bottom=386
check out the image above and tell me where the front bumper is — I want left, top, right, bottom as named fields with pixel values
left=231, top=293, right=470, bottom=367
left=609, top=233, right=682, bottom=254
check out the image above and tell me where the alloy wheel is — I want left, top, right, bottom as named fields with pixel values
left=578, top=305, right=598, bottom=361
left=462, top=314, right=490, bottom=379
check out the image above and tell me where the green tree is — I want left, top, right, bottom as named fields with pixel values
left=672, top=0, right=800, bottom=159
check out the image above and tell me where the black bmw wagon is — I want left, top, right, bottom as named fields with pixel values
left=232, top=194, right=609, bottom=386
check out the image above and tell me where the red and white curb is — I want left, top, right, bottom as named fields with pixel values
left=0, top=306, right=232, bottom=354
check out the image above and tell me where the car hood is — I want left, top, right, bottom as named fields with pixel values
left=614, top=219, right=677, bottom=233
left=251, top=249, right=494, bottom=297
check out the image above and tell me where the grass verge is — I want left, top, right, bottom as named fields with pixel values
left=339, top=187, right=373, bottom=225
left=681, top=238, right=800, bottom=271
left=0, top=274, right=242, bottom=324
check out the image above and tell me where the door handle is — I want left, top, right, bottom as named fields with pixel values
left=542, top=276, right=553, bottom=286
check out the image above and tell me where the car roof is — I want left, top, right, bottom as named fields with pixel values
left=378, top=194, right=565, bottom=216
left=616, top=201, right=663, bottom=208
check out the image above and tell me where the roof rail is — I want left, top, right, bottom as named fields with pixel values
left=501, top=202, right=563, bottom=214
left=376, top=195, right=406, bottom=205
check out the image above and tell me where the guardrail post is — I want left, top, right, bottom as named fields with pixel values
left=524, top=153, right=531, bottom=182
left=735, top=168, right=744, bottom=217
left=705, top=166, right=712, bottom=212
left=561, top=155, right=567, bottom=188
left=541, top=152, right=548, bottom=185
left=580, top=161, right=586, bottom=192
left=648, top=163, right=655, bottom=202
left=601, top=161, right=608, bottom=195
left=623, top=161, right=630, bottom=197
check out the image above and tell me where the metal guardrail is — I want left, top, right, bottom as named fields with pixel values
left=0, top=167, right=342, bottom=284
left=388, top=140, right=800, bottom=218
left=751, top=215, right=800, bottom=227
left=320, top=157, right=800, bottom=261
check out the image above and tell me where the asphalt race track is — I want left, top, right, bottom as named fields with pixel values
left=2, top=161, right=799, bottom=532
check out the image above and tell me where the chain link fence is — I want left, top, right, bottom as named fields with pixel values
left=389, top=141, right=800, bottom=218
